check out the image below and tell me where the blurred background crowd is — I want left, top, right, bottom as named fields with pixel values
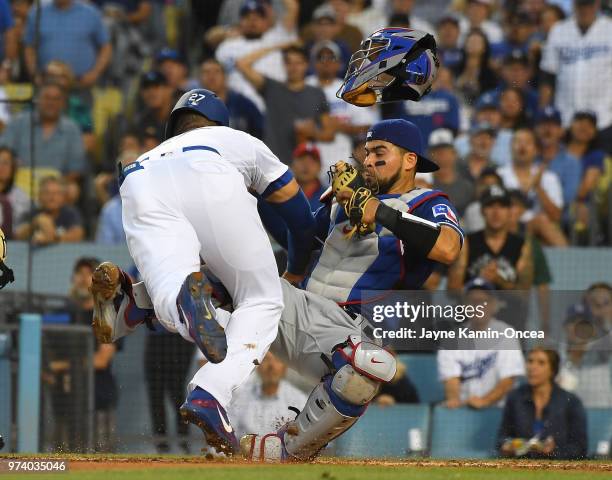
left=0, top=0, right=609, bottom=249
left=0, top=0, right=611, bottom=460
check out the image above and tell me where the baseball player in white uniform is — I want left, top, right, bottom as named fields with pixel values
left=540, top=0, right=612, bottom=140
left=92, top=88, right=317, bottom=455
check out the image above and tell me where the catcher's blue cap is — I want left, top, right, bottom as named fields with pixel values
left=165, top=88, right=230, bottom=140
left=366, top=119, right=439, bottom=172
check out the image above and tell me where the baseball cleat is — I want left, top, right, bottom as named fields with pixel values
left=180, top=387, right=239, bottom=457
left=91, top=262, right=150, bottom=343
left=177, top=271, right=227, bottom=363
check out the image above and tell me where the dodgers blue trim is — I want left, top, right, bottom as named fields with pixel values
left=118, top=161, right=144, bottom=186
left=182, top=145, right=220, bottom=155
left=324, top=376, right=367, bottom=417
left=261, top=169, right=293, bottom=198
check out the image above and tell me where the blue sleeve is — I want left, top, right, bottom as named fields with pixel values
left=313, top=203, right=331, bottom=245
left=415, top=195, right=464, bottom=245
left=582, top=150, right=604, bottom=173
left=258, top=188, right=317, bottom=275
left=257, top=196, right=288, bottom=249
left=0, top=0, right=14, bottom=32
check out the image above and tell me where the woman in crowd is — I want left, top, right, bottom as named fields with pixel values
left=0, top=146, right=29, bottom=238
left=497, top=346, right=587, bottom=459
left=454, top=28, right=498, bottom=104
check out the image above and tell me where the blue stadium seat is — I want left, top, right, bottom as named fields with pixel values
left=399, top=354, right=445, bottom=404
left=586, top=408, right=612, bottom=456
left=430, top=406, right=502, bottom=458
left=335, top=404, right=430, bottom=458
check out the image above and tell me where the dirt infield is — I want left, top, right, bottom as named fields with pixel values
left=40, top=455, right=612, bottom=472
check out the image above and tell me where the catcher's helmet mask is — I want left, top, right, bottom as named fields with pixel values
left=337, top=28, right=439, bottom=106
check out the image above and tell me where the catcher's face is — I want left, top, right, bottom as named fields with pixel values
left=363, top=140, right=417, bottom=194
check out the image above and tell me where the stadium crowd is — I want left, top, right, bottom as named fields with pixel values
left=0, top=0, right=610, bottom=458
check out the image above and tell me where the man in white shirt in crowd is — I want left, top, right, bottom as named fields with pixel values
left=305, top=40, right=379, bottom=185
left=540, top=0, right=612, bottom=153
left=497, top=128, right=567, bottom=246
left=215, top=0, right=298, bottom=112
left=437, top=278, right=525, bottom=409
left=228, top=351, right=307, bottom=439
left=458, top=0, right=504, bottom=46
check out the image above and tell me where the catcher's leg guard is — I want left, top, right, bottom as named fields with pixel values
left=242, top=335, right=396, bottom=461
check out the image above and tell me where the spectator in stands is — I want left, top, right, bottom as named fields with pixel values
left=385, top=65, right=460, bottom=144
left=386, top=0, right=433, bottom=34
left=558, top=303, right=612, bottom=407
left=498, top=346, right=587, bottom=459
left=584, top=282, right=612, bottom=335
left=24, top=0, right=111, bottom=92
left=375, top=356, right=419, bottom=406
left=0, top=81, right=85, bottom=178
left=499, top=87, right=530, bottom=132
left=454, top=29, right=499, bottom=104
left=436, top=15, right=462, bottom=71
left=237, top=44, right=333, bottom=164
left=429, top=129, right=473, bottom=216
left=346, top=0, right=386, bottom=40
left=95, top=149, right=140, bottom=245
left=304, top=5, right=352, bottom=72
left=43, top=61, right=95, bottom=154
left=481, top=51, right=538, bottom=120
left=10, top=0, right=34, bottom=83
left=495, top=11, right=537, bottom=61
left=0, top=0, right=16, bottom=82
left=0, top=147, right=29, bottom=238
left=497, top=128, right=567, bottom=246
left=155, top=48, right=197, bottom=95
left=128, top=71, right=174, bottom=145
left=199, top=58, right=264, bottom=139
left=326, top=0, right=364, bottom=52
left=438, top=279, right=525, bottom=408
left=457, top=0, right=504, bottom=46
left=507, top=189, right=553, bottom=333
left=15, top=175, right=84, bottom=245
left=537, top=106, right=581, bottom=221
left=306, top=40, right=378, bottom=181
left=565, top=111, right=605, bottom=244
left=290, top=143, right=325, bottom=210
left=458, top=122, right=497, bottom=185
left=462, top=167, right=503, bottom=234
left=66, top=256, right=119, bottom=451
left=215, top=0, right=298, bottom=112
left=449, top=185, right=533, bottom=291
left=540, top=0, right=612, bottom=153
left=229, top=351, right=307, bottom=439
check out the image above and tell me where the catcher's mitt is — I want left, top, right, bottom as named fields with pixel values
left=328, top=162, right=376, bottom=238
left=0, top=227, right=14, bottom=290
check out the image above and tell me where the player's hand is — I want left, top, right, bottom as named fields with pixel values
left=466, top=396, right=488, bottom=409
left=282, top=271, right=304, bottom=286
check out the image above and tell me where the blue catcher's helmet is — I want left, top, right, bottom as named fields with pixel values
left=337, top=28, right=439, bottom=107
left=165, top=88, right=230, bottom=139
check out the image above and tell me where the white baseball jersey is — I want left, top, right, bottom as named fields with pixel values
left=216, top=23, right=297, bottom=112
left=437, top=319, right=525, bottom=405
left=120, top=126, right=286, bottom=408
left=541, top=15, right=612, bottom=129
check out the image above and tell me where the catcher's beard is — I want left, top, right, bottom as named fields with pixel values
left=363, top=165, right=401, bottom=195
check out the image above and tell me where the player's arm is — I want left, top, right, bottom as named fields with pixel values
left=262, top=174, right=316, bottom=281
left=447, top=237, right=468, bottom=291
